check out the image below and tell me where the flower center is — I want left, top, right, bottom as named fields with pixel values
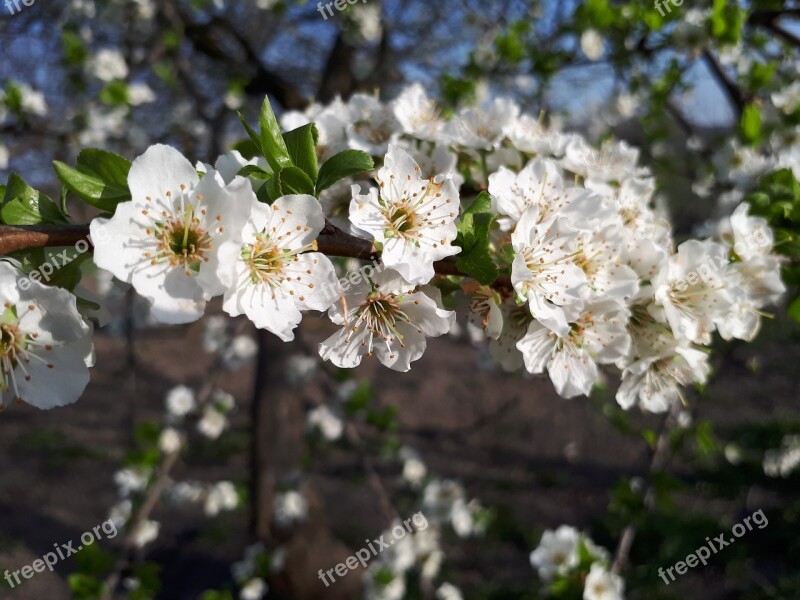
left=153, top=209, right=212, bottom=274
left=139, top=186, right=222, bottom=276
left=389, top=207, right=416, bottom=234
left=241, top=232, right=317, bottom=288
left=0, top=303, right=54, bottom=406
left=346, top=291, right=417, bottom=359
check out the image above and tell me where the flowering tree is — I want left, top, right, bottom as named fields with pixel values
left=1, top=1, right=800, bottom=599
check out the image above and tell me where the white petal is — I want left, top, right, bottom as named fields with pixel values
left=128, top=144, right=199, bottom=205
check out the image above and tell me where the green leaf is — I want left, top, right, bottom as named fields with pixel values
left=454, top=191, right=499, bottom=285
left=494, top=21, right=530, bottom=64
left=68, top=574, right=104, bottom=600
left=740, top=103, right=762, bottom=145
left=236, top=165, right=272, bottom=180
left=788, top=296, right=800, bottom=324
left=74, top=542, right=116, bottom=577
left=43, top=249, right=91, bottom=292
left=53, top=162, right=130, bottom=213
left=99, top=80, right=129, bottom=106
left=259, top=96, right=293, bottom=172
left=2, top=82, right=23, bottom=114
left=283, top=123, right=319, bottom=182
left=77, top=149, right=131, bottom=186
left=237, top=112, right=262, bottom=153
left=264, top=166, right=315, bottom=202
left=231, top=138, right=261, bottom=160
left=54, top=149, right=132, bottom=212
left=1, top=173, right=68, bottom=225
left=61, top=30, right=87, bottom=65
left=315, top=150, right=374, bottom=195
left=710, top=0, right=746, bottom=44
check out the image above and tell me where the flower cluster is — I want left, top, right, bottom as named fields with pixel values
left=8, top=85, right=784, bottom=413
left=274, top=87, right=784, bottom=410
left=530, top=525, right=623, bottom=600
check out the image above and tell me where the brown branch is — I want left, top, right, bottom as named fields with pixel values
left=749, top=9, right=800, bottom=48
left=610, top=401, right=682, bottom=575
left=101, top=321, right=250, bottom=599
left=702, top=49, right=746, bottom=117
left=0, top=223, right=513, bottom=291
left=162, top=0, right=308, bottom=110
left=0, top=225, right=95, bottom=255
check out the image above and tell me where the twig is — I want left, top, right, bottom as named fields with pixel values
left=100, top=320, right=250, bottom=599
left=702, top=49, right=746, bottom=117
left=0, top=222, right=513, bottom=292
left=311, top=361, right=401, bottom=524
left=610, top=401, right=682, bottom=575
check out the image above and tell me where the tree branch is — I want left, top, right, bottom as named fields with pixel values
left=702, top=49, right=746, bottom=117
left=610, top=401, right=682, bottom=574
left=161, top=0, right=309, bottom=110
left=0, top=223, right=512, bottom=291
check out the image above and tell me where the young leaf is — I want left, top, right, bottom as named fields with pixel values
left=788, top=296, right=800, bottom=324
left=740, top=103, right=762, bottom=145
left=316, top=150, right=374, bottom=195
left=1, top=173, right=68, bottom=225
left=76, top=149, right=131, bottom=186
left=53, top=162, right=129, bottom=213
left=232, top=138, right=261, bottom=160
left=264, top=166, right=315, bottom=202
left=259, top=96, right=293, bottom=172
left=237, top=165, right=273, bottom=180
left=53, top=148, right=132, bottom=213
left=283, top=123, right=319, bottom=182
left=237, top=112, right=263, bottom=153
left=454, top=191, right=499, bottom=285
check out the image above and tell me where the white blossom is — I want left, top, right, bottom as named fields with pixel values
left=216, top=195, right=341, bottom=341
left=274, top=490, right=308, bottom=527
left=222, top=334, right=258, bottom=369
left=128, top=83, right=156, bottom=106
left=436, top=583, right=463, bottom=600
left=88, top=48, right=129, bottom=81
left=0, top=262, right=94, bottom=409
left=350, top=144, right=460, bottom=285
left=307, top=405, right=344, bottom=441
left=392, top=83, right=443, bottom=141
left=319, top=269, right=455, bottom=372
left=114, top=467, right=150, bottom=497
left=346, top=93, right=401, bottom=155
left=517, top=300, right=631, bottom=399
left=197, top=406, right=227, bottom=439
left=530, top=525, right=580, bottom=581
left=239, top=578, right=268, bottom=600
left=159, top=428, right=182, bottom=454
left=511, top=206, right=586, bottom=336
left=580, top=29, right=605, bottom=61
left=91, top=144, right=259, bottom=324
left=166, top=385, right=195, bottom=418
left=204, top=481, right=239, bottom=516
left=652, top=240, right=733, bottom=345
left=130, top=519, right=160, bottom=548
left=446, top=97, right=519, bottom=150
left=583, top=563, right=624, bottom=600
